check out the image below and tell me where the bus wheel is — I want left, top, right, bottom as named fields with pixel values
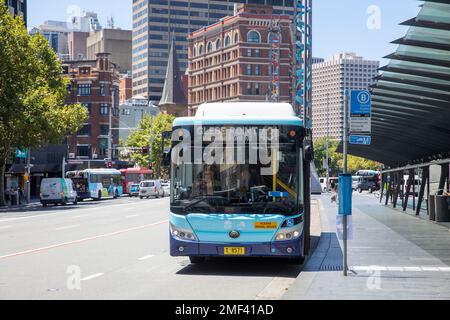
left=114, top=190, right=119, bottom=199
left=95, top=191, right=102, bottom=201
left=189, top=256, right=206, bottom=264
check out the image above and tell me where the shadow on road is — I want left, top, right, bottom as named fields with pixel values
left=176, top=235, right=321, bottom=278
left=0, top=200, right=108, bottom=215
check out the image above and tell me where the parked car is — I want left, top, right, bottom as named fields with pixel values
left=139, top=180, right=165, bottom=199
left=129, top=184, right=140, bottom=197
left=319, top=177, right=328, bottom=192
left=161, top=181, right=171, bottom=197
left=352, top=176, right=360, bottom=191
left=356, top=176, right=379, bottom=193
left=40, top=178, right=78, bottom=207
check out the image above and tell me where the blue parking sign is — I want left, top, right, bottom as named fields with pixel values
left=350, top=90, right=371, bottom=116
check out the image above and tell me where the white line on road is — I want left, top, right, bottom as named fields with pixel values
left=138, top=255, right=154, bottom=261
left=0, top=225, right=13, bottom=230
left=55, top=225, right=80, bottom=231
left=351, top=266, right=450, bottom=273
left=0, top=220, right=168, bottom=261
left=125, top=214, right=140, bottom=219
left=81, top=273, right=104, bottom=281
left=72, top=214, right=89, bottom=219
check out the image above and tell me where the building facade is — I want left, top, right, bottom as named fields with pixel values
left=87, top=29, right=133, bottom=74
left=119, top=74, right=133, bottom=104
left=132, top=0, right=295, bottom=102
left=68, top=31, right=90, bottom=61
left=4, top=0, right=26, bottom=25
left=63, top=53, right=121, bottom=163
left=188, top=4, right=293, bottom=115
left=119, top=96, right=159, bottom=142
left=29, top=21, right=71, bottom=59
left=311, top=53, right=379, bottom=141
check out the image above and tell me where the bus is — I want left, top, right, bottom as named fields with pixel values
left=120, top=168, right=154, bottom=194
left=168, top=103, right=312, bottom=264
left=66, top=169, right=123, bottom=201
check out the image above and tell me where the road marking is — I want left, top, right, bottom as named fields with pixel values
left=351, top=266, right=450, bottom=273
left=55, top=225, right=80, bottom=231
left=81, top=273, right=104, bottom=281
left=0, top=201, right=157, bottom=224
left=256, top=277, right=296, bottom=300
left=138, top=255, right=154, bottom=261
left=125, top=214, right=140, bottom=219
left=0, top=220, right=168, bottom=261
left=0, top=225, right=12, bottom=230
left=72, top=214, right=89, bottom=219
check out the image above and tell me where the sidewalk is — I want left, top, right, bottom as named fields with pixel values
left=0, top=198, right=41, bottom=213
left=283, top=194, right=450, bottom=300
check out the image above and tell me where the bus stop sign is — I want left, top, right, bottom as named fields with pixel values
left=338, top=174, right=352, bottom=216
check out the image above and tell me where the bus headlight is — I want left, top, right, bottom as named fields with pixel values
left=170, top=223, right=197, bottom=241
left=275, top=224, right=303, bottom=242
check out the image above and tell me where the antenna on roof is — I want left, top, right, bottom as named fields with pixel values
left=107, top=16, right=115, bottom=29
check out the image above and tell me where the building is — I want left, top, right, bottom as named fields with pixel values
left=68, top=31, right=90, bottom=61
left=119, top=96, right=159, bottom=142
left=30, top=11, right=102, bottom=60
left=87, top=29, right=132, bottom=74
left=311, top=52, right=379, bottom=141
left=187, top=4, right=293, bottom=115
left=4, top=0, right=26, bottom=25
left=29, top=21, right=71, bottom=59
left=312, top=57, right=324, bottom=64
left=159, top=37, right=188, bottom=117
left=119, top=74, right=133, bottom=104
left=132, top=0, right=296, bottom=101
left=63, top=53, right=121, bottom=164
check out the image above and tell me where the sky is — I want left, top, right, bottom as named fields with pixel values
left=27, top=0, right=421, bottom=64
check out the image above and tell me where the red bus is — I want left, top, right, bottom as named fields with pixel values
left=120, top=168, right=154, bottom=194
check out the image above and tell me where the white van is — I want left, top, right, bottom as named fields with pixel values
left=139, top=180, right=165, bottom=199
left=40, top=178, right=78, bottom=207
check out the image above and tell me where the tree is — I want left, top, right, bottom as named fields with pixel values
left=314, top=137, right=381, bottom=177
left=126, top=113, right=175, bottom=178
left=0, top=4, right=88, bottom=206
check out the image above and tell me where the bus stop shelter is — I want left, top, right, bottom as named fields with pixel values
left=342, top=0, right=450, bottom=221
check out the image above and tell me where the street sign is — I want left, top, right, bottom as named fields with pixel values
left=350, top=90, right=371, bottom=116
left=338, top=174, right=352, bottom=216
left=350, top=118, right=371, bottom=133
left=350, top=90, right=372, bottom=139
left=15, top=148, right=28, bottom=159
left=350, top=135, right=372, bottom=145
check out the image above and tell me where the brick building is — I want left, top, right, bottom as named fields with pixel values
left=119, top=74, right=133, bottom=104
left=187, top=4, right=293, bottom=115
left=63, top=53, right=121, bottom=164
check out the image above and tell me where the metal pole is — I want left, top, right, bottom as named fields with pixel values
left=108, top=87, right=114, bottom=162
left=62, top=156, right=66, bottom=178
left=26, top=147, right=31, bottom=204
left=326, top=93, right=330, bottom=192
left=343, top=89, right=349, bottom=276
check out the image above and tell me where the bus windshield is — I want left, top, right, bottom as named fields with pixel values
left=171, top=142, right=302, bottom=216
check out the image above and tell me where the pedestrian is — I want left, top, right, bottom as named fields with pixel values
left=331, top=183, right=338, bottom=204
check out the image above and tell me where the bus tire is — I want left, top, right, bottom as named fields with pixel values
left=189, top=256, right=206, bottom=264
left=114, top=190, right=119, bottom=199
left=95, top=191, right=102, bottom=201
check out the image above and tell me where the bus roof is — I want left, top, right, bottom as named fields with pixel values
left=120, top=168, right=153, bottom=174
left=174, top=102, right=303, bottom=127
left=67, top=169, right=121, bottom=175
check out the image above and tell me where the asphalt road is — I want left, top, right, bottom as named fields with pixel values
left=0, top=196, right=303, bottom=300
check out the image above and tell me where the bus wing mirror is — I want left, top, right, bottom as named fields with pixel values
left=161, top=149, right=171, bottom=167
left=304, top=145, right=313, bottom=162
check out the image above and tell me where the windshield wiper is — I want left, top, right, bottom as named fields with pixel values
left=182, top=195, right=225, bottom=212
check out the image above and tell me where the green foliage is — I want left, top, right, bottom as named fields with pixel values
left=126, top=113, right=175, bottom=178
left=0, top=4, right=88, bottom=205
left=314, top=137, right=382, bottom=177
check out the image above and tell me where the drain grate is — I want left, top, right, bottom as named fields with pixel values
left=320, top=265, right=344, bottom=271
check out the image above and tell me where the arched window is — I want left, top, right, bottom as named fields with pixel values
left=268, top=32, right=282, bottom=44
left=234, top=32, right=239, bottom=44
left=193, top=46, right=197, bottom=57
left=207, top=42, right=212, bottom=53
left=199, top=44, right=204, bottom=55
left=225, top=35, right=231, bottom=47
left=216, top=38, right=221, bottom=50
left=247, top=30, right=261, bottom=43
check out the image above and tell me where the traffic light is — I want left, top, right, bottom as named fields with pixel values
left=107, top=161, right=113, bottom=168
left=142, top=147, right=149, bottom=155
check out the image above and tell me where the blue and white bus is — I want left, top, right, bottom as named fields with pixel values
left=169, top=103, right=311, bottom=264
left=66, top=169, right=123, bottom=201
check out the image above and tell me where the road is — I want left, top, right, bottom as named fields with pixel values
left=0, top=197, right=303, bottom=300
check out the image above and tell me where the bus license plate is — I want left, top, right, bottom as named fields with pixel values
left=224, top=247, right=245, bottom=256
